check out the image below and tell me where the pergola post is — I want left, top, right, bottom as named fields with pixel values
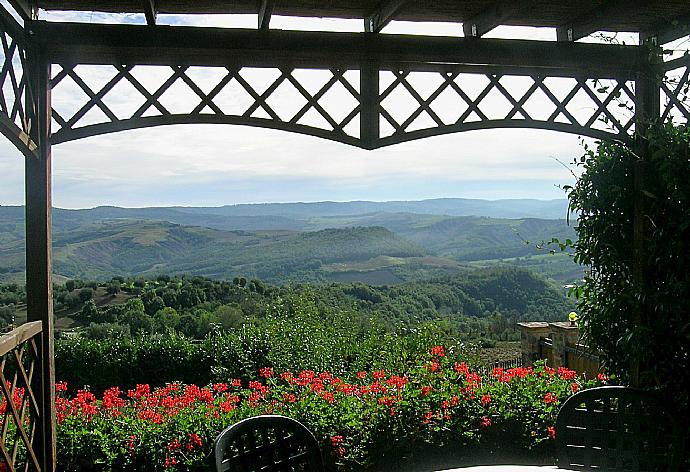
left=631, top=37, right=662, bottom=387
left=24, top=38, right=56, bottom=472
left=360, top=61, right=380, bottom=150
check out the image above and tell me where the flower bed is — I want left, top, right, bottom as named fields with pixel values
left=50, top=348, right=605, bottom=471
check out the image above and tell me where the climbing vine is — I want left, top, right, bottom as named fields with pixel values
left=566, top=122, right=690, bottom=410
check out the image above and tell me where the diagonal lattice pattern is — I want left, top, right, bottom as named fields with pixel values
left=378, top=70, right=636, bottom=145
left=661, top=56, right=690, bottom=124
left=50, top=62, right=643, bottom=148
left=50, top=64, right=362, bottom=145
left=0, top=322, right=42, bottom=471
left=0, top=14, right=36, bottom=156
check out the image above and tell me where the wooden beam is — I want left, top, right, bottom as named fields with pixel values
left=7, top=0, right=37, bottom=22
left=24, top=42, right=56, bottom=472
left=142, top=0, right=156, bottom=26
left=365, top=0, right=408, bottom=34
left=557, top=0, right=645, bottom=42
left=258, top=0, right=274, bottom=30
left=641, top=15, right=690, bottom=45
left=32, top=21, right=642, bottom=79
left=360, top=62, right=379, bottom=149
left=462, top=0, right=537, bottom=38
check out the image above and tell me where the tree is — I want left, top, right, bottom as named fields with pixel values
left=214, top=304, right=244, bottom=330
left=154, top=307, right=180, bottom=332
left=106, top=281, right=121, bottom=295
left=567, top=123, right=690, bottom=412
left=79, top=300, right=98, bottom=323
left=78, top=287, right=94, bottom=303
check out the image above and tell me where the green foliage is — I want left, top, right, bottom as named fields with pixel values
left=567, top=123, right=690, bottom=407
left=55, top=296, right=464, bottom=394
left=53, top=357, right=604, bottom=471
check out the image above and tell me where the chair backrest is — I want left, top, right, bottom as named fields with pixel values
left=214, top=415, right=324, bottom=472
left=555, top=386, right=684, bottom=471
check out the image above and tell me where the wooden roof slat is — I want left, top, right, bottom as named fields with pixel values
left=8, top=0, right=37, bottom=21
left=365, top=0, right=409, bottom=34
left=462, top=0, right=538, bottom=38
left=34, top=20, right=642, bottom=80
left=556, top=0, right=645, bottom=42
left=142, top=0, right=156, bottom=25
left=258, top=0, right=274, bottom=30
left=32, top=0, right=690, bottom=36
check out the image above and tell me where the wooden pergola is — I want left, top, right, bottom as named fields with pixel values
left=0, top=1, right=688, bottom=470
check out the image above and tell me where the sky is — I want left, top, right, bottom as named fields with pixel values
left=2, top=6, right=683, bottom=209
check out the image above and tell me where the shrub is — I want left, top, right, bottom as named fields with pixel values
left=48, top=350, right=603, bottom=471
left=567, top=123, right=690, bottom=411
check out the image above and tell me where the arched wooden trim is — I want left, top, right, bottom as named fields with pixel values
left=378, top=119, right=632, bottom=148
left=49, top=113, right=631, bottom=150
left=0, top=114, right=38, bottom=159
left=50, top=114, right=362, bottom=148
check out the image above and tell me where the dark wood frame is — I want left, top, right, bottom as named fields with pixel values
left=0, top=3, right=687, bottom=470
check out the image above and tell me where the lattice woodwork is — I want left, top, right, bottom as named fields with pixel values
left=49, top=61, right=645, bottom=149
left=661, top=55, right=690, bottom=125
left=0, top=8, right=37, bottom=158
left=0, top=322, right=43, bottom=472
left=377, top=70, right=636, bottom=146
left=555, top=386, right=684, bottom=471
left=214, top=415, right=323, bottom=472
left=50, top=64, right=363, bottom=147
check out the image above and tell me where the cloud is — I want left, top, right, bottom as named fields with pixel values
left=2, top=9, right=640, bottom=209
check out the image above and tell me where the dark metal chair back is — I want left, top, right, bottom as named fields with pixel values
left=555, top=386, right=684, bottom=471
left=214, top=415, right=324, bottom=472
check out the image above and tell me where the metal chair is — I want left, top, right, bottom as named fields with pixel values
left=213, top=415, right=324, bottom=472
left=555, top=386, right=684, bottom=471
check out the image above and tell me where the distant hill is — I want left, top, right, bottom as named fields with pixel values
left=0, top=220, right=426, bottom=283
left=172, top=198, right=570, bottom=220
left=0, top=199, right=580, bottom=284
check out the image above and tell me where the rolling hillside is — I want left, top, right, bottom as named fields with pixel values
left=0, top=199, right=581, bottom=284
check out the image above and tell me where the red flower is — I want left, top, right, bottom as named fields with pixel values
left=480, top=394, right=492, bottom=406
left=454, top=362, right=469, bottom=376
left=420, top=386, right=432, bottom=397
left=427, top=362, right=441, bottom=373
left=259, top=367, right=274, bottom=379
left=597, top=373, right=608, bottom=382
left=422, top=411, right=433, bottom=424
left=219, top=401, right=236, bottom=413
left=164, top=455, right=178, bottom=468
left=167, top=439, right=182, bottom=451
left=372, top=370, right=385, bottom=379
left=55, top=381, right=68, bottom=392
left=321, top=392, right=335, bottom=403
left=213, top=383, right=229, bottom=393
left=280, top=372, right=294, bottom=382
left=330, top=435, right=344, bottom=447
left=231, top=379, right=242, bottom=387
left=571, top=383, right=579, bottom=393
left=386, top=375, right=408, bottom=389
left=430, top=345, right=445, bottom=357
left=282, top=393, right=297, bottom=403
left=356, top=371, right=367, bottom=379
left=480, top=416, right=492, bottom=428
left=557, top=367, right=577, bottom=380
left=547, top=426, right=556, bottom=440
left=186, top=433, right=203, bottom=451
left=544, top=392, right=558, bottom=404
